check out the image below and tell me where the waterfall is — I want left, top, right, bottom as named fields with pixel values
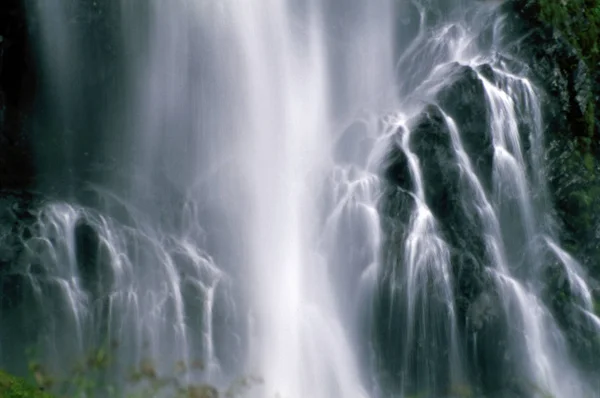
left=374, top=1, right=600, bottom=397
left=1, top=0, right=599, bottom=397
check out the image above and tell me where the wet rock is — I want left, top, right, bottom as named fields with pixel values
left=381, top=125, right=413, bottom=192
left=375, top=125, right=424, bottom=394
left=508, top=0, right=600, bottom=294
left=409, top=104, right=458, bottom=217
left=75, top=220, right=111, bottom=298
left=436, top=63, right=494, bottom=191
left=466, top=291, right=501, bottom=331
left=543, top=254, right=600, bottom=370
left=0, top=193, right=42, bottom=268
left=409, top=103, right=490, bottom=301
left=476, top=64, right=496, bottom=83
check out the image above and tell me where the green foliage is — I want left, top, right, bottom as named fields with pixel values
left=584, top=102, right=596, bottom=138
left=16, top=342, right=267, bottom=398
left=536, top=0, right=600, bottom=67
left=448, top=384, right=474, bottom=397
left=0, top=369, right=53, bottom=398
left=532, top=0, right=600, bottom=140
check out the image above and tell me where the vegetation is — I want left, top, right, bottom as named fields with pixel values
left=534, top=0, right=600, bottom=68
left=527, top=0, right=600, bottom=142
left=0, top=342, right=267, bottom=398
left=447, top=384, right=474, bottom=397
left=516, top=0, right=600, bottom=276
left=0, top=369, right=52, bottom=398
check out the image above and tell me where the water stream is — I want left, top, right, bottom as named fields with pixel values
left=0, top=0, right=599, bottom=397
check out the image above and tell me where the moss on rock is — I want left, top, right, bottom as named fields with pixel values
left=511, top=0, right=600, bottom=276
left=515, top=0, right=600, bottom=147
left=535, top=0, right=600, bottom=67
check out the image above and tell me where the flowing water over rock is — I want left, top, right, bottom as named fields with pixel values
left=0, top=0, right=599, bottom=397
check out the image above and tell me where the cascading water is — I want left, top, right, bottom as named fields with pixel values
left=2, top=0, right=393, bottom=396
left=374, top=1, right=600, bottom=397
left=1, top=0, right=600, bottom=397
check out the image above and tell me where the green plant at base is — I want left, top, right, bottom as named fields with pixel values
left=448, top=384, right=474, bottom=397
left=20, top=341, right=271, bottom=398
left=0, top=369, right=53, bottom=398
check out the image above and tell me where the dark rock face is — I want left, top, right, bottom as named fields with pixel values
left=74, top=220, right=115, bottom=300
left=374, top=94, right=506, bottom=395
left=505, top=0, right=600, bottom=373
left=373, top=125, right=414, bottom=393
left=543, top=254, right=600, bottom=370
left=508, top=0, right=600, bottom=296
left=437, top=64, right=494, bottom=191
left=29, top=1, right=126, bottom=197
left=0, top=192, right=47, bottom=373
left=410, top=104, right=458, bottom=215
left=508, top=3, right=599, bottom=220
left=374, top=10, right=600, bottom=388
left=0, top=0, right=36, bottom=191
left=0, top=0, right=127, bottom=198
